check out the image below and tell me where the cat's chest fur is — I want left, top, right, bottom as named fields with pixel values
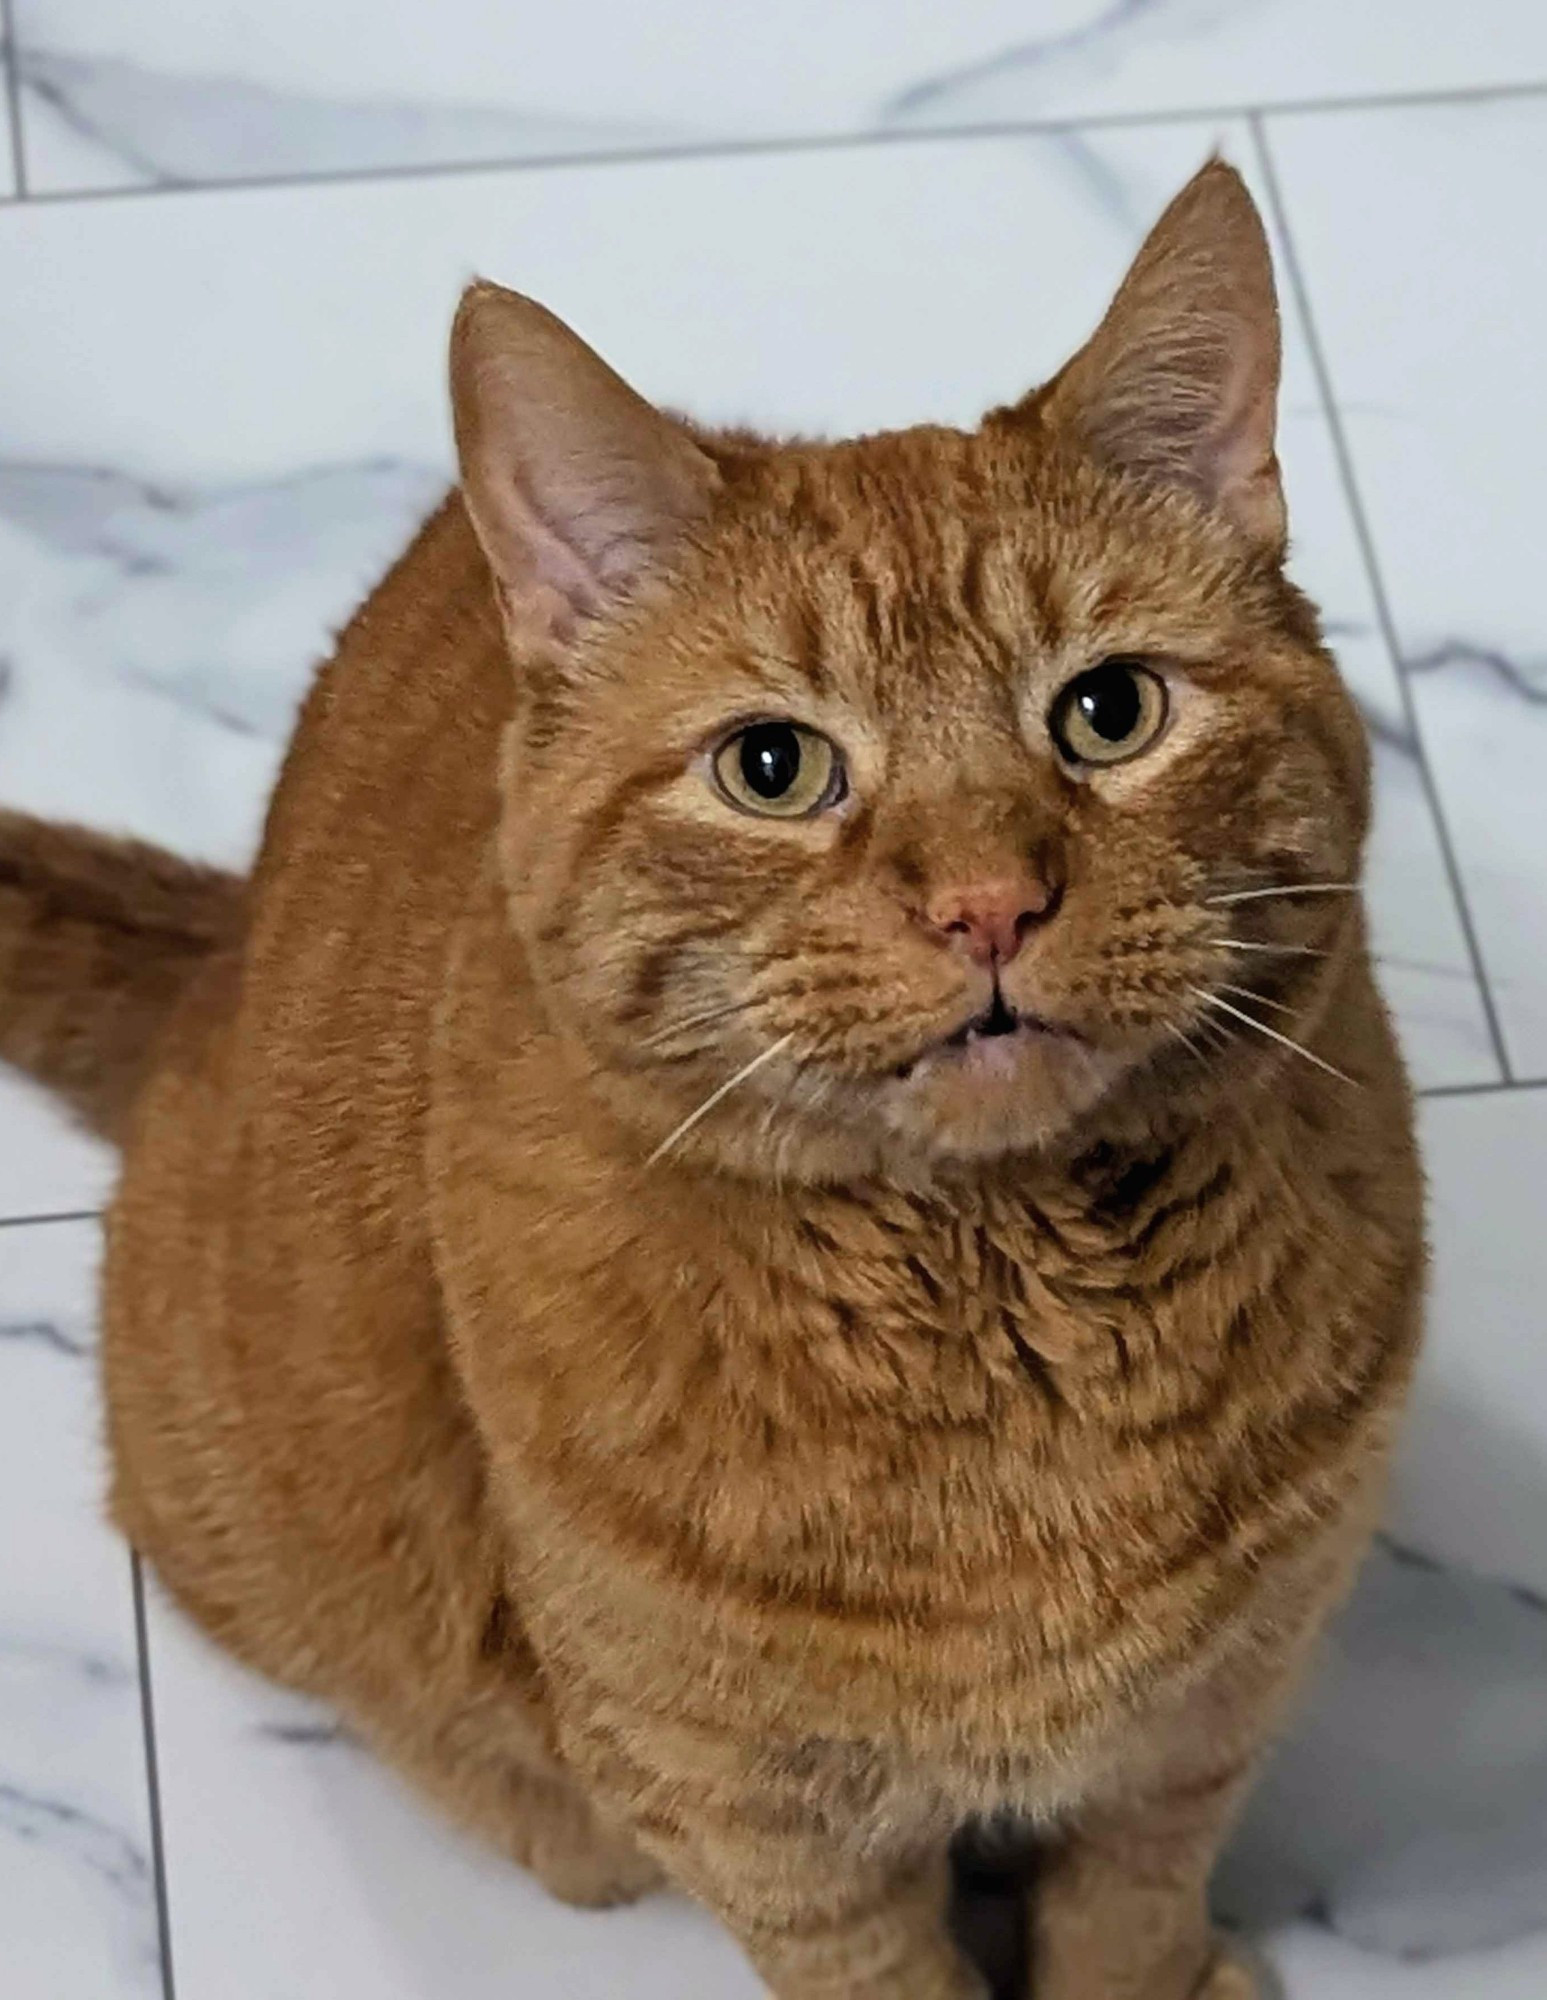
left=431, top=905, right=1418, bottom=1774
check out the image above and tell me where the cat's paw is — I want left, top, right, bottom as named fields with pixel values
left=511, top=1779, right=665, bottom=1908
left=526, top=1826, right=665, bottom=1909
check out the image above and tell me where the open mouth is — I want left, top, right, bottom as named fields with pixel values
left=896, top=989, right=1083, bottom=1078
left=945, top=988, right=1024, bottom=1047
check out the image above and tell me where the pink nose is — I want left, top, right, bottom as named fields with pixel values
left=919, top=873, right=1061, bottom=967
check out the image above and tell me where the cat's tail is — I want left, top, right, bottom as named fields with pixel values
left=0, top=809, right=242, bottom=1142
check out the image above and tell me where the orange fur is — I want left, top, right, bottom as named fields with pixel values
left=0, top=164, right=1422, bottom=1997
left=0, top=808, right=239, bottom=1140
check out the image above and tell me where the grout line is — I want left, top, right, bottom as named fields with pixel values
left=0, top=0, right=27, bottom=198
left=1249, top=112, right=1516, bottom=1088
left=131, top=1552, right=179, bottom=2000
left=1417, top=1075, right=1547, bottom=1103
left=0, top=71, right=1544, bottom=214
left=0, top=1204, right=104, bottom=1229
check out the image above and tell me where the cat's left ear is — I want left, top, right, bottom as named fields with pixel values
left=450, top=281, right=721, bottom=654
left=1013, top=159, right=1287, bottom=555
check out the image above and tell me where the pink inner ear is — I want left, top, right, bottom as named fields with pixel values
left=481, top=463, right=611, bottom=641
left=450, top=282, right=721, bottom=650
left=1032, top=161, right=1287, bottom=554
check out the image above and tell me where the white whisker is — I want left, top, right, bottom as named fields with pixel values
left=1162, top=1020, right=1211, bottom=1070
left=1189, top=986, right=1357, bottom=1086
left=1218, top=980, right=1296, bottom=1017
left=643, top=998, right=758, bottom=1050
left=646, top=1033, right=796, bottom=1165
left=1219, top=937, right=1327, bottom=958
left=1206, top=883, right=1360, bottom=908
left=1196, top=1014, right=1234, bottom=1056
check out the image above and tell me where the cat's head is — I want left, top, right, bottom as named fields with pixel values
left=451, top=161, right=1370, bottom=1179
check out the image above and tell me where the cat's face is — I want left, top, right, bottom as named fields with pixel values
left=454, top=162, right=1371, bottom=1177
left=496, top=426, right=1367, bottom=1173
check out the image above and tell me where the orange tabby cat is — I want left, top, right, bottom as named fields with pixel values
left=0, top=162, right=1422, bottom=1998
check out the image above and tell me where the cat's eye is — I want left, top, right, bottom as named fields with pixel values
left=1048, top=657, right=1169, bottom=767
left=712, top=721, right=845, bottom=819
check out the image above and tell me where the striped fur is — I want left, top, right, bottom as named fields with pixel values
left=0, top=164, right=1425, bottom=1998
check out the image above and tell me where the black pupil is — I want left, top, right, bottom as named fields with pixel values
left=739, top=724, right=803, bottom=799
left=1075, top=662, right=1142, bottom=741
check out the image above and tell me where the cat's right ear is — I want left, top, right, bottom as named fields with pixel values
left=450, top=282, right=720, bottom=655
left=996, top=160, right=1287, bottom=556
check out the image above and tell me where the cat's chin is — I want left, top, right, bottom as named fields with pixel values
left=874, top=1025, right=1128, bottom=1164
left=897, top=1014, right=1086, bottom=1086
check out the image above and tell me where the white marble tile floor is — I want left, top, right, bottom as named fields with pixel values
left=7, top=1, right=1547, bottom=195
left=2, top=36, right=20, bottom=200
left=1, top=7, right=1543, bottom=1997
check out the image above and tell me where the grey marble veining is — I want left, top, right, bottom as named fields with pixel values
left=15, top=44, right=681, bottom=190
left=1040, top=124, right=1157, bottom=233
left=0, top=1313, right=89, bottom=1355
left=883, top=0, right=1547, bottom=130
left=0, top=454, right=443, bottom=741
left=1397, top=635, right=1547, bottom=1077
left=1264, top=100, right=1547, bottom=1081
left=0, top=1226, right=162, bottom=1997
left=0, top=455, right=445, bottom=875
left=1406, top=639, right=1547, bottom=708
left=883, top=0, right=1202, bottom=124
left=0, top=1775, right=156, bottom=1956
left=256, top=1718, right=349, bottom=1748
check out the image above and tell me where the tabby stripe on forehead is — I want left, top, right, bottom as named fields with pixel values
left=788, top=592, right=832, bottom=695
left=516, top=677, right=571, bottom=753
left=954, top=532, right=989, bottom=628
left=846, top=554, right=890, bottom=660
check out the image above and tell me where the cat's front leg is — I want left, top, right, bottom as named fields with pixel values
left=1023, top=1576, right=1342, bottom=2000
left=662, top=1834, right=986, bottom=2000
left=563, top=1716, right=985, bottom=1999
left=1025, top=1493, right=1385, bottom=2000
left=1026, top=1750, right=1260, bottom=2000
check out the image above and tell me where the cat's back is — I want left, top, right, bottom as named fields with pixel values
left=126, top=490, right=509, bottom=1245
left=104, top=495, right=512, bottom=1686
